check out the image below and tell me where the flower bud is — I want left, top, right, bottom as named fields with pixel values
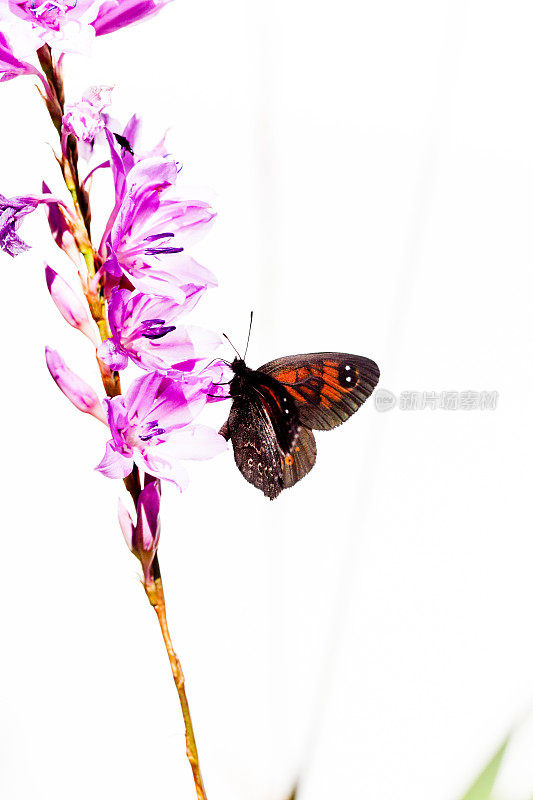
left=118, top=481, right=161, bottom=582
left=45, top=346, right=107, bottom=423
left=45, top=266, right=99, bottom=345
left=41, top=182, right=79, bottom=263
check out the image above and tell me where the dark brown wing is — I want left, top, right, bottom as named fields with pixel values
left=259, top=352, right=379, bottom=431
left=220, top=367, right=319, bottom=499
left=222, top=395, right=285, bottom=499
left=282, top=426, right=317, bottom=490
left=222, top=369, right=307, bottom=500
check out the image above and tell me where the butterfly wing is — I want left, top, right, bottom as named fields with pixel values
left=258, top=353, right=379, bottom=431
left=221, top=380, right=292, bottom=500
left=221, top=367, right=317, bottom=499
left=220, top=353, right=376, bottom=498
left=281, top=425, right=317, bottom=490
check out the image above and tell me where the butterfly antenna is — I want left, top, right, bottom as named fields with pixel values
left=223, top=332, right=241, bottom=359
left=243, top=310, right=254, bottom=360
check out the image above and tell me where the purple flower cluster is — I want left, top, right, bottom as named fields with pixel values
left=2, top=99, right=230, bottom=493
left=87, top=114, right=229, bottom=487
left=1, top=0, right=228, bottom=573
left=38, top=130, right=228, bottom=487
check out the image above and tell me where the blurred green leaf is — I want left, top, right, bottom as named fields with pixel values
left=459, top=737, right=509, bottom=800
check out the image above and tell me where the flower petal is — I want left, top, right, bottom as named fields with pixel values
left=163, top=424, right=228, bottom=460
left=97, top=338, right=129, bottom=370
left=92, top=0, right=172, bottom=36
left=117, top=498, right=134, bottom=549
left=131, top=449, right=189, bottom=491
left=96, top=441, right=133, bottom=478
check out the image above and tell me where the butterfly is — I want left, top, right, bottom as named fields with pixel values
left=219, top=351, right=380, bottom=499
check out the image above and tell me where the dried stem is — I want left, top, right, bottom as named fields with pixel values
left=38, top=46, right=209, bottom=800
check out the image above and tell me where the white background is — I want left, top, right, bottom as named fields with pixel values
left=1, top=1, right=533, bottom=798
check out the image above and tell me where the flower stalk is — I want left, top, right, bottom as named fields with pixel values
left=37, top=45, right=210, bottom=800
left=145, top=555, right=208, bottom=800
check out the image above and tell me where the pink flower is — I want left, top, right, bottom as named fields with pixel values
left=104, top=116, right=170, bottom=204
left=97, top=287, right=221, bottom=371
left=0, top=1, right=102, bottom=57
left=62, top=84, right=113, bottom=144
left=102, top=156, right=217, bottom=296
left=99, top=121, right=176, bottom=267
left=92, top=0, right=172, bottom=37
left=118, top=479, right=161, bottom=582
left=0, top=191, right=72, bottom=257
left=45, top=346, right=107, bottom=422
left=0, top=193, right=38, bottom=256
left=96, top=371, right=226, bottom=487
left=0, top=31, right=45, bottom=82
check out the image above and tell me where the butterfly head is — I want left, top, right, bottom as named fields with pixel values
left=228, top=357, right=252, bottom=398
left=231, top=357, right=247, bottom=374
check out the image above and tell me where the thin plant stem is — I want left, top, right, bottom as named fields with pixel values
left=145, top=555, right=208, bottom=800
left=36, top=45, right=209, bottom=800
